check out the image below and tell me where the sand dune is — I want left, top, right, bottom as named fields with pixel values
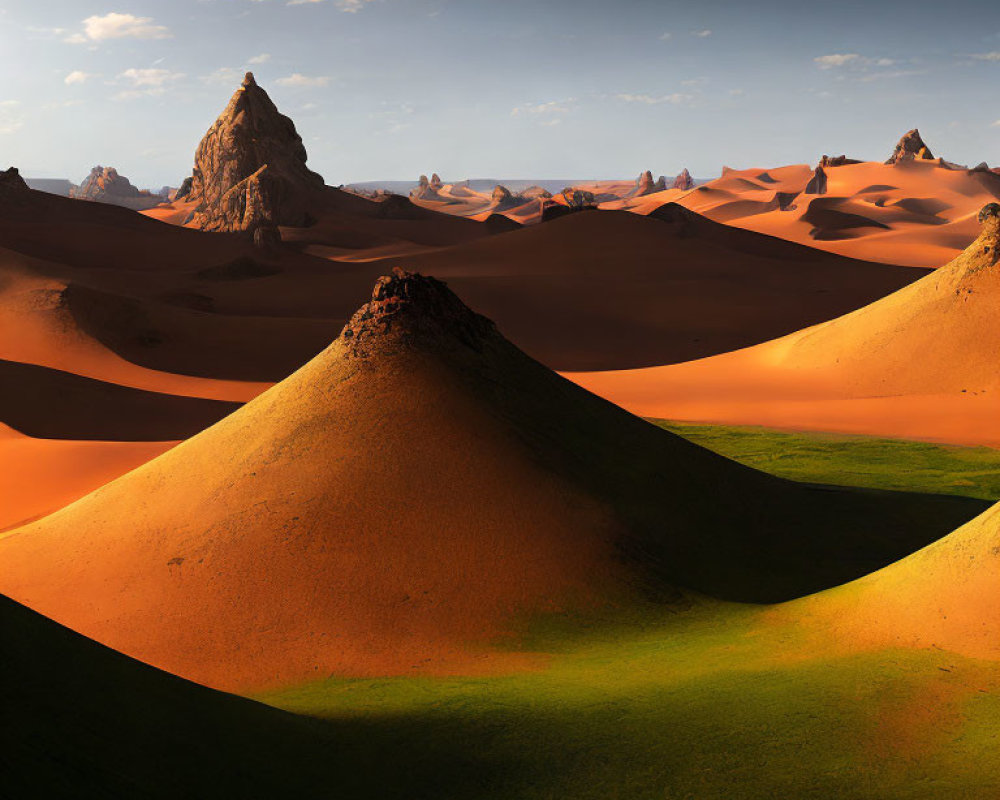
left=567, top=204, right=1000, bottom=447
left=0, top=424, right=173, bottom=531
left=780, top=501, right=1000, bottom=660
left=647, top=160, right=1000, bottom=268
left=391, top=206, right=930, bottom=370
left=0, top=271, right=982, bottom=691
left=1, top=592, right=353, bottom=798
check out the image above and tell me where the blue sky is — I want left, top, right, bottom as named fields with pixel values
left=1, top=0, right=999, bottom=187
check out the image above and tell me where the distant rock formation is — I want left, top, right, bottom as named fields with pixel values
left=418, top=175, right=430, bottom=188
left=521, top=185, right=553, bottom=200
left=71, top=166, right=164, bottom=211
left=819, top=155, right=861, bottom=168
left=560, top=188, right=597, bottom=208
left=0, top=167, right=31, bottom=203
left=181, top=72, right=325, bottom=234
left=804, top=166, right=828, bottom=195
left=653, top=175, right=668, bottom=191
left=633, top=170, right=656, bottom=196
left=430, top=173, right=443, bottom=189
left=886, top=129, right=935, bottom=165
left=672, top=168, right=694, bottom=190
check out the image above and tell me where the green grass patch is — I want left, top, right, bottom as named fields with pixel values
left=654, top=421, right=1000, bottom=501
left=258, top=605, right=1000, bottom=799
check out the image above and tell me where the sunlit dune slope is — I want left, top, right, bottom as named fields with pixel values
left=0, top=270, right=982, bottom=692
left=0, top=424, right=173, bottom=532
left=567, top=204, right=1000, bottom=446
left=776, top=498, right=1000, bottom=662
left=654, top=160, right=1000, bottom=268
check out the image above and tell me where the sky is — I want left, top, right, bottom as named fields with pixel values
left=1, top=0, right=999, bottom=188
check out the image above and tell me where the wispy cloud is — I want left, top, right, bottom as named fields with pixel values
left=248, top=53, right=271, bottom=64
left=274, top=73, right=331, bottom=87
left=616, top=92, right=693, bottom=105
left=67, top=13, right=171, bottom=43
left=815, top=53, right=895, bottom=69
left=693, top=29, right=712, bottom=37
left=970, top=51, right=1000, bottom=61
left=814, top=53, right=860, bottom=68
left=659, top=32, right=672, bottom=41
left=64, top=70, right=94, bottom=86
left=511, top=99, right=572, bottom=116
left=113, top=68, right=184, bottom=100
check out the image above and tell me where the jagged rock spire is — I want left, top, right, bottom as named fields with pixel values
left=886, top=129, right=935, bottom=165
left=183, top=72, right=324, bottom=233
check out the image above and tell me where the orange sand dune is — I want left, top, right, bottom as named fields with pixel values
left=567, top=204, right=1000, bottom=447
left=0, top=423, right=173, bottom=532
left=0, top=271, right=980, bottom=692
left=0, top=257, right=265, bottom=401
left=777, top=499, right=1000, bottom=661
left=651, top=160, right=1000, bottom=268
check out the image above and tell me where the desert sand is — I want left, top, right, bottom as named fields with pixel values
left=0, top=271, right=981, bottom=692
left=621, top=159, right=1000, bottom=268
left=567, top=204, right=1000, bottom=447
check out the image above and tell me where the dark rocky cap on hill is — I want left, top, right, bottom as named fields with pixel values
left=886, top=129, right=935, bottom=165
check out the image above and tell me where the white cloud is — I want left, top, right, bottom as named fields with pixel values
left=511, top=99, right=572, bottom=116
left=540, top=118, right=562, bottom=127
left=113, top=68, right=184, bottom=100
left=815, top=53, right=860, bottom=68
left=248, top=53, right=271, bottom=64
left=64, top=70, right=93, bottom=85
left=659, top=32, right=672, bottom=40
left=693, top=29, right=712, bottom=37
left=74, top=13, right=171, bottom=42
left=971, top=52, right=1000, bottom=61
left=616, top=93, right=693, bottom=105
left=274, top=73, right=331, bottom=87
left=991, top=119, right=1000, bottom=127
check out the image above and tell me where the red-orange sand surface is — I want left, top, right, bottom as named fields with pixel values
left=567, top=204, right=1000, bottom=447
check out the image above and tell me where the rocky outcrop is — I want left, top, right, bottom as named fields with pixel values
left=819, top=155, right=861, bottom=168
left=672, top=168, right=694, bottom=190
left=340, top=268, right=495, bottom=358
left=182, top=72, right=324, bottom=234
left=633, top=170, right=656, bottom=196
left=0, top=167, right=31, bottom=203
left=886, top=129, right=935, bottom=165
left=560, top=188, right=597, bottom=208
left=804, top=166, right=827, bottom=195
left=521, top=185, right=553, bottom=200
left=71, top=166, right=163, bottom=211
left=653, top=175, right=668, bottom=191
left=430, top=173, right=443, bottom=189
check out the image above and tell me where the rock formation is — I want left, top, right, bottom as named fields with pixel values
left=804, top=165, right=827, bottom=195
left=430, top=173, right=443, bottom=189
left=181, top=72, right=325, bottom=234
left=819, top=155, right=861, bottom=168
left=886, top=129, right=935, bottom=165
left=672, top=168, right=694, bottom=190
left=0, top=167, right=31, bottom=203
left=633, top=170, right=656, bottom=196
left=521, top=185, right=553, bottom=200
left=71, top=166, right=163, bottom=211
left=340, top=268, right=495, bottom=359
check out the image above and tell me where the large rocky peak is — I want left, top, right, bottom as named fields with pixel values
left=184, top=72, right=325, bottom=233
left=340, top=268, right=496, bottom=358
left=491, top=184, right=514, bottom=204
left=672, top=168, right=694, bottom=190
left=886, top=129, right=935, bottom=165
